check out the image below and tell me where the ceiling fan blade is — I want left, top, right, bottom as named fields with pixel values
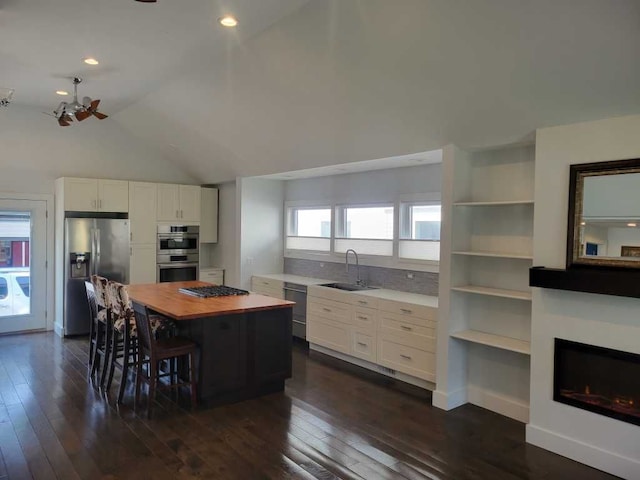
left=58, top=117, right=70, bottom=127
left=92, top=111, right=108, bottom=120
left=90, top=99, right=101, bottom=110
left=63, top=114, right=74, bottom=123
left=75, top=110, right=91, bottom=121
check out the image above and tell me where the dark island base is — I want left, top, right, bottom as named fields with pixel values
left=174, top=307, right=292, bottom=406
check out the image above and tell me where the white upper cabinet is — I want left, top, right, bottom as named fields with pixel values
left=200, top=187, right=218, bottom=243
left=157, top=184, right=201, bottom=222
left=129, top=243, right=157, bottom=284
left=60, top=178, right=128, bottom=212
left=98, top=179, right=129, bottom=212
left=179, top=185, right=201, bottom=223
left=129, top=182, right=157, bottom=244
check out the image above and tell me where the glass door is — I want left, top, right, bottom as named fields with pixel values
left=0, top=199, right=47, bottom=333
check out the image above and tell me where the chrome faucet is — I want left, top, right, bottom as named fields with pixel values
left=345, top=249, right=363, bottom=285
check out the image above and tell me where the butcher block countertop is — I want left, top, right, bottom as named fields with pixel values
left=127, top=281, right=294, bottom=321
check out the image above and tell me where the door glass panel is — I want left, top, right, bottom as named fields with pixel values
left=0, top=212, right=31, bottom=317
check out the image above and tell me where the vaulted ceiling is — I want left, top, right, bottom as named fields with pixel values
left=2, top=0, right=639, bottom=184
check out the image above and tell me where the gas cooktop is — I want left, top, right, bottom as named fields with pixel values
left=178, top=285, right=250, bottom=298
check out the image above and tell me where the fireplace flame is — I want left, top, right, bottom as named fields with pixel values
left=585, top=385, right=590, bottom=395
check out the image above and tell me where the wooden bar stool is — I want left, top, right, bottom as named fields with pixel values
left=104, top=281, right=175, bottom=404
left=132, top=301, right=198, bottom=418
left=90, top=275, right=110, bottom=385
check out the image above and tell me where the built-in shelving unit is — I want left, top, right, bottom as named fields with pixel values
left=450, top=285, right=532, bottom=301
left=452, top=251, right=533, bottom=260
left=434, top=143, right=535, bottom=424
left=450, top=329, right=531, bottom=355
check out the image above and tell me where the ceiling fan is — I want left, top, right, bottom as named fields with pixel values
left=50, top=77, right=108, bottom=127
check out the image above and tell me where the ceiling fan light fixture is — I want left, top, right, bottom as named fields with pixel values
left=218, top=15, right=238, bottom=27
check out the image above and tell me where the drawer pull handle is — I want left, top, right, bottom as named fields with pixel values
left=400, top=354, right=412, bottom=360
left=358, top=300, right=367, bottom=304
left=400, top=308, right=413, bottom=314
left=357, top=342, right=367, bottom=347
left=357, top=316, right=368, bottom=320
left=322, top=308, right=332, bottom=312
left=401, top=325, right=412, bottom=331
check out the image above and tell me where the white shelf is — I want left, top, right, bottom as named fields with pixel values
left=453, top=200, right=534, bottom=206
left=451, top=285, right=532, bottom=301
left=450, top=330, right=531, bottom=355
left=452, top=250, right=533, bottom=260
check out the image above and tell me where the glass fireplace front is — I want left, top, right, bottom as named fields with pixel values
left=554, top=338, right=640, bottom=426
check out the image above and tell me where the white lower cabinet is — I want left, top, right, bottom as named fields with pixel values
left=200, top=268, right=224, bottom=284
left=130, top=244, right=157, bottom=284
left=251, top=276, right=284, bottom=299
left=307, top=285, right=438, bottom=386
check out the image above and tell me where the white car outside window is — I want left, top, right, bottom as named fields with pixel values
left=0, top=269, right=30, bottom=317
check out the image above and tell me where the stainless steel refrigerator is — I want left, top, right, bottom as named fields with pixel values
left=64, top=214, right=130, bottom=336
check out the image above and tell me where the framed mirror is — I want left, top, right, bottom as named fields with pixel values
left=567, top=158, right=640, bottom=268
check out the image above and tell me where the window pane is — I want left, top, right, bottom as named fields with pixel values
left=334, top=239, right=393, bottom=256
left=340, top=206, right=393, bottom=240
left=289, top=208, right=331, bottom=238
left=402, top=204, right=441, bottom=240
left=0, top=212, right=31, bottom=317
left=399, top=240, right=440, bottom=261
left=286, top=237, right=331, bottom=251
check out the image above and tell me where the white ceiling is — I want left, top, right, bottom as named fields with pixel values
left=2, top=0, right=640, bottom=184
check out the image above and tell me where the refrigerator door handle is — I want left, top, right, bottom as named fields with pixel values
left=89, top=228, right=95, bottom=276
left=95, top=228, right=101, bottom=274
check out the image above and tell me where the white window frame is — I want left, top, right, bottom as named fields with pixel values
left=284, top=194, right=440, bottom=273
left=284, top=202, right=332, bottom=254
left=397, top=194, right=441, bottom=263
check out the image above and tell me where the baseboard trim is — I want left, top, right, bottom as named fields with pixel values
left=54, top=322, right=64, bottom=337
left=526, top=424, right=640, bottom=480
left=467, top=386, right=530, bottom=423
left=432, top=387, right=467, bottom=410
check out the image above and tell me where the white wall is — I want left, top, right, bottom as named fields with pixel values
left=529, top=114, right=640, bottom=479
left=0, top=106, right=197, bottom=197
left=285, top=164, right=442, bottom=203
left=607, top=228, right=640, bottom=258
left=209, top=181, right=239, bottom=287
left=237, top=177, right=285, bottom=289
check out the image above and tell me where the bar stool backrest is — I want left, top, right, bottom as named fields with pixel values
left=131, top=301, right=154, bottom=357
left=85, top=281, right=98, bottom=320
left=91, top=275, right=109, bottom=310
left=107, top=281, right=131, bottom=319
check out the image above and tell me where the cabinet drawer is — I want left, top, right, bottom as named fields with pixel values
left=377, top=308, right=437, bottom=329
left=379, top=317, right=436, bottom=350
left=307, top=316, right=351, bottom=355
left=351, top=330, right=376, bottom=363
left=378, top=299, right=436, bottom=322
left=252, top=277, right=284, bottom=290
left=308, top=297, right=351, bottom=323
left=351, top=295, right=378, bottom=309
left=352, top=307, right=377, bottom=332
left=253, top=287, right=283, bottom=299
left=201, top=271, right=224, bottom=284
left=377, top=336, right=436, bottom=382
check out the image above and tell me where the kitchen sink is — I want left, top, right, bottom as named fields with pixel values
left=319, top=282, right=378, bottom=291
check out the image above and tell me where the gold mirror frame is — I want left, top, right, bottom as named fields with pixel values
left=567, top=158, right=640, bottom=269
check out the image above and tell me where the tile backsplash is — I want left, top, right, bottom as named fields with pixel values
left=284, top=258, right=438, bottom=296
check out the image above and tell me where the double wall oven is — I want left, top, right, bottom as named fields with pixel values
left=157, top=225, right=199, bottom=283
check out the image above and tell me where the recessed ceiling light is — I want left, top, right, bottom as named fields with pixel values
left=56, top=90, right=69, bottom=96
left=218, top=15, right=238, bottom=27
left=628, top=223, right=637, bottom=227
left=580, top=221, right=586, bottom=226
left=84, top=58, right=99, bottom=66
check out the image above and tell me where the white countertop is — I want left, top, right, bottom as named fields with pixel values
left=256, top=273, right=438, bottom=307
left=354, top=288, right=438, bottom=308
left=253, top=273, right=331, bottom=286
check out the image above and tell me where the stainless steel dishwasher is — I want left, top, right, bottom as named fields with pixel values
left=283, top=282, right=307, bottom=339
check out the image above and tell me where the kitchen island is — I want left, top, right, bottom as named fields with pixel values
left=127, top=281, right=294, bottom=406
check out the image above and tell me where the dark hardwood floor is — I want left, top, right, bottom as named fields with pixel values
left=0, top=332, right=619, bottom=480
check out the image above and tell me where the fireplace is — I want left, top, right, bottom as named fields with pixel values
left=554, top=338, right=640, bottom=426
